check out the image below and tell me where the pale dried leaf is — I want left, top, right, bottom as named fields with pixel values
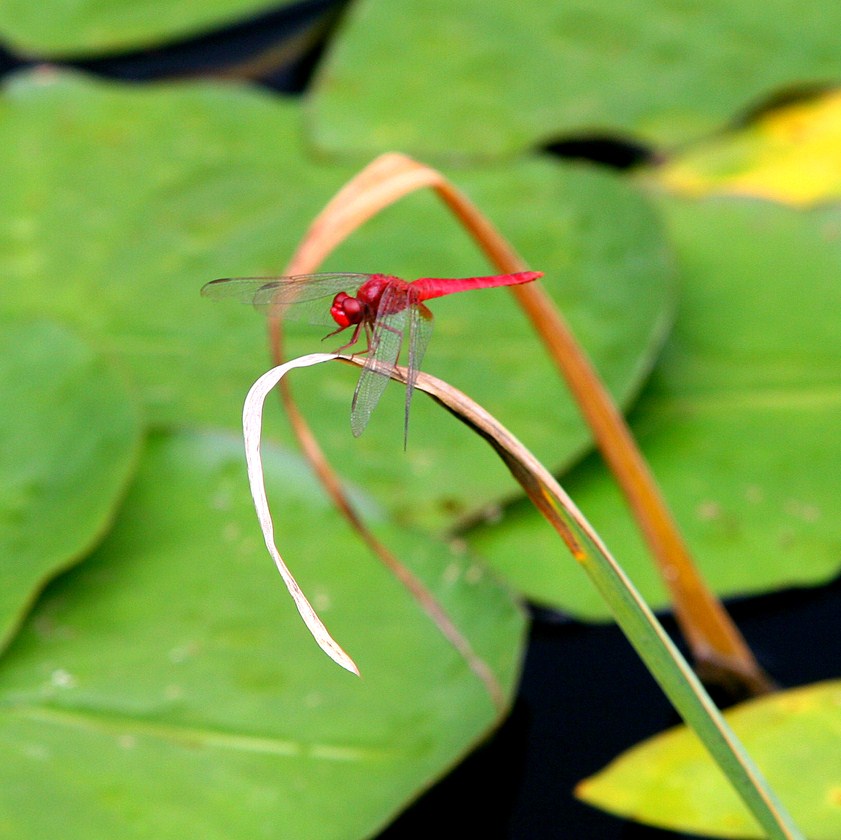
left=242, top=353, right=359, bottom=675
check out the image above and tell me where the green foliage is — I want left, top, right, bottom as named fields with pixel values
left=471, top=197, right=841, bottom=615
left=0, top=70, right=673, bottom=529
left=0, top=432, right=525, bottom=839
left=0, top=0, right=290, bottom=55
left=0, top=0, right=838, bottom=834
left=0, top=318, right=140, bottom=650
left=311, top=0, right=841, bottom=156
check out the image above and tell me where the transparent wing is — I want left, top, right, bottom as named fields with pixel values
left=403, top=295, right=434, bottom=447
left=200, top=273, right=373, bottom=327
left=350, top=283, right=410, bottom=438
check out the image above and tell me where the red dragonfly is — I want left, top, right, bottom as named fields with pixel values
left=202, top=270, right=542, bottom=442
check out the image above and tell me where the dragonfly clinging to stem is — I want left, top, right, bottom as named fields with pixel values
left=202, top=270, right=542, bottom=444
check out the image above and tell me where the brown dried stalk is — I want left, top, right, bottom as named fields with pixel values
left=270, top=152, right=772, bottom=697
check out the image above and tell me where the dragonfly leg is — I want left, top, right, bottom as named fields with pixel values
left=359, top=321, right=374, bottom=355
left=345, top=321, right=374, bottom=357
left=325, top=321, right=364, bottom=353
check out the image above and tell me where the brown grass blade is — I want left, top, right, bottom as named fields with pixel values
left=344, top=358, right=800, bottom=839
left=269, top=152, right=771, bottom=696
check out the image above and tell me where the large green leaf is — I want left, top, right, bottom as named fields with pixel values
left=0, top=0, right=297, bottom=56
left=0, top=431, right=526, bottom=839
left=310, top=0, right=841, bottom=158
left=0, top=69, right=673, bottom=528
left=0, top=317, right=141, bottom=652
left=577, top=680, right=841, bottom=839
left=470, top=195, right=841, bottom=615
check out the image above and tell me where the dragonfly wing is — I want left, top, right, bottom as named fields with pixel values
left=201, top=273, right=373, bottom=326
left=350, top=284, right=408, bottom=438
left=403, top=295, right=434, bottom=446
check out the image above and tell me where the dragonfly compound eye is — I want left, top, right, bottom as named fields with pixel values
left=330, top=292, right=365, bottom=328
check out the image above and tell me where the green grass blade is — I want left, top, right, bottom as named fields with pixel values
left=411, top=367, right=806, bottom=840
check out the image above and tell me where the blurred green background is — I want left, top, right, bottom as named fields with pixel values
left=0, top=1, right=839, bottom=837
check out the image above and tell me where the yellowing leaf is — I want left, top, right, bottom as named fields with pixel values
left=576, top=680, right=841, bottom=839
left=656, top=90, right=841, bottom=206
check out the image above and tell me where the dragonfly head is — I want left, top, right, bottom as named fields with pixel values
left=330, top=292, right=366, bottom=329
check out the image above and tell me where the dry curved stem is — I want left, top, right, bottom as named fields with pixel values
left=270, top=152, right=771, bottom=696
left=246, top=353, right=506, bottom=711
left=246, top=344, right=800, bottom=835
left=344, top=358, right=801, bottom=840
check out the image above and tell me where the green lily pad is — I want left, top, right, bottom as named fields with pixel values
left=470, top=195, right=841, bottom=616
left=0, top=69, right=674, bottom=529
left=0, top=317, right=141, bottom=653
left=310, top=0, right=841, bottom=158
left=0, top=430, right=526, bottom=839
left=576, top=680, right=841, bottom=839
left=0, top=0, right=297, bottom=57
